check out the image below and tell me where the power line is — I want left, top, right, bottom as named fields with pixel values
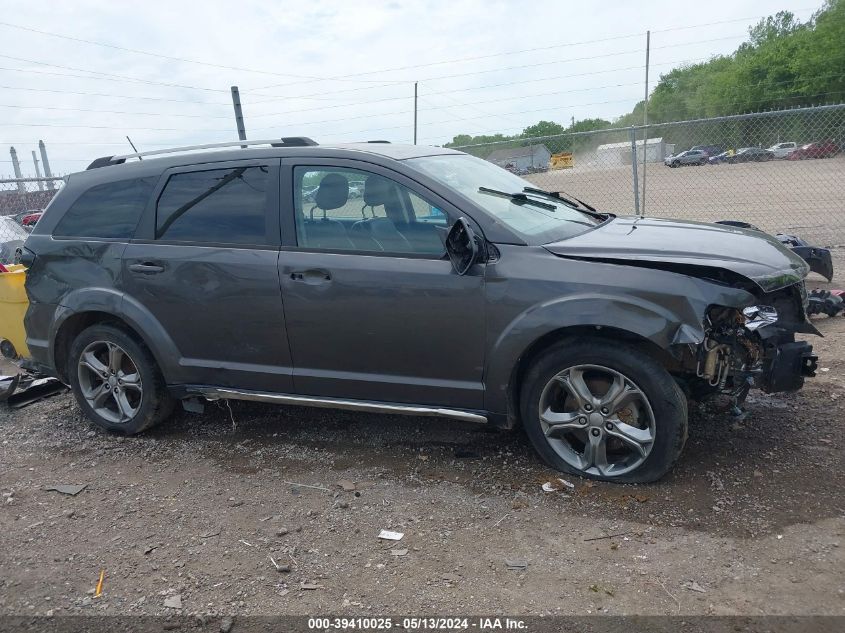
left=0, top=103, right=234, bottom=119
left=248, top=9, right=818, bottom=92
left=0, top=20, right=406, bottom=84
left=0, top=53, right=230, bottom=93
left=247, top=34, right=748, bottom=104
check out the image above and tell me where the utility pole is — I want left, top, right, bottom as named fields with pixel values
left=9, top=147, right=25, bottom=194
left=413, top=82, right=418, bottom=145
left=38, top=140, right=55, bottom=190
left=32, top=151, right=44, bottom=191
left=641, top=30, right=651, bottom=214
left=230, top=86, right=247, bottom=147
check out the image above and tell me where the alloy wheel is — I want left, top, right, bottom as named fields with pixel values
left=77, top=340, right=143, bottom=424
left=538, top=364, right=656, bottom=477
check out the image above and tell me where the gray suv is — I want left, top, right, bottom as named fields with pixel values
left=21, top=138, right=818, bottom=483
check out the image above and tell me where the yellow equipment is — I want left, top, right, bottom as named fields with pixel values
left=0, top=264, right=30, bottom=359
left=550, top=152, right=574, bottom=170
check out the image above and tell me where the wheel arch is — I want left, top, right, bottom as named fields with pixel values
left=50, top=289, right=182, bottom=384
left=500, top=325, right=678, bottom=430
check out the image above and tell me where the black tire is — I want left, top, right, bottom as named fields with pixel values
left=67, top=323, right=174, bottom=434
left=671, top=161, right=679, bottom=168
left=520, top=338, right=688, bottom=483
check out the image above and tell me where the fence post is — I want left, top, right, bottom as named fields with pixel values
left=629, top=127, right=640, bottom=215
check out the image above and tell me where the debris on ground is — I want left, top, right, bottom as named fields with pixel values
left=94, top=569, right=105, bottom=598
left=807, top=289, right=844, bottom=317
left=542, top=478, right=576, bottom=493
left=504, top=559, right=528, bottom=570
left=336, top=479, right=357, bottom=492
left=282, top=481, right=329, bottom=492
left=163, top=594, right=182, bottom=609
left=299, top=581, right=323, bottom=590
left=390, top=548, right=408, bottom=556
left=44, top=484, right=87, bottom=496
left=220, top=617, right=234, bottom=633
left=270, top=556, right=291, bottom=573
left=378, top=530, right=404, bottom=541
left=684, top=580, right=707, bottom=593
left=2, top=375, right=67, bottom=409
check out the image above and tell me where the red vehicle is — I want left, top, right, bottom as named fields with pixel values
left=21, top=211, right=43, bottom=226
left=788, top=140, right=840, bottom=160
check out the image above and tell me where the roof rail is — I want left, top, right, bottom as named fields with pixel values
left=86, top=137, right=318, bottom=170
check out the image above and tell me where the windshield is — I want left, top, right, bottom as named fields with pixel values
left=406, top=154, right=600, bottom=243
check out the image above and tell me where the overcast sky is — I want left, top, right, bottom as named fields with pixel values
left=0, top=0, right=821, bottom=176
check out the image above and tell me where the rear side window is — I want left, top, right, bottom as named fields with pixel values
left=53, top=177, right=155, bottom=239
left=155, top=166, right=269, bottom=244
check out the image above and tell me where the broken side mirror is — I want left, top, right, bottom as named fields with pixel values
left=445, top=217, right=479, bottom=276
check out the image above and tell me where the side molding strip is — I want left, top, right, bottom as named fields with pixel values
left=190, top=387, right=488, bottom=424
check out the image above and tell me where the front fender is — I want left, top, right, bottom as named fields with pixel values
left=482, top=253, right=756, bottom=417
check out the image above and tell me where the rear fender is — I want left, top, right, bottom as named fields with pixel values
left=50, top=288, right=183, bottom=383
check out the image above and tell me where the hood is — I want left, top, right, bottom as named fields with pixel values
left=544, top=216, right=809, bottom=292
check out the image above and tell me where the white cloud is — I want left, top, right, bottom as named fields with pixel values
left=0, top=0, right=820, bottom=175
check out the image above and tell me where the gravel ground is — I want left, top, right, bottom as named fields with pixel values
left=525, top=155, right=845, bottom=246
left=1, top=258, right=844, bottom=618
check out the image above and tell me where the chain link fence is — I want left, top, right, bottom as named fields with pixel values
left=0, top=177, right=64, bottom=265
left=452, top=103, right=845, bottom=246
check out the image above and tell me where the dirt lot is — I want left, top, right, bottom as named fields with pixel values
left=526, top=155, right=845, bottom=246
left=1, top=256, right=844, bottom=619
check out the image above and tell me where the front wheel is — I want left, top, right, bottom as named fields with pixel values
left=68, top=324, right=174, bottom=434
left=520, top=339, right=688, bottom=483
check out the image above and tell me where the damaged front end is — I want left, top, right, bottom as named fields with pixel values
left=686, top=283, right=818, bottom=414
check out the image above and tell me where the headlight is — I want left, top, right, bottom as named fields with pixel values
left=742, top=306, right=778, bottom=330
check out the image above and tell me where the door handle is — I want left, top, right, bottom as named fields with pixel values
left=129, top=262, right=165, bottom=274
left=290, top=269, right=331, bottom=283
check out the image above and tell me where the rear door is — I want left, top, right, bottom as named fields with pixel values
left=121, top=158, right=293, bottom=392
left=277, top=158, right=486, bottom=409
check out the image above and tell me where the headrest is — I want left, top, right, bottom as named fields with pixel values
left=363, top=175, right=398, bottom=207
left=314, top=173, right=349, bottom=211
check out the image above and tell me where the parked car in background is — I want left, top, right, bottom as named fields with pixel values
left=768, top=142, right=797, bottom=159
left=20, top=211, right=43, bottom=227
left=21, top=138, right=819, bottom=483
left=664, top=149, right=708, bottom=167
left=787, top=140, right=841, bottom=160
left=0, top=216, right=30, bottom=265
left=689, top=145, right=724, bottom=157
left=725, top=147, right=774, bottom=163
left=708, top=150, right=731, bottom=165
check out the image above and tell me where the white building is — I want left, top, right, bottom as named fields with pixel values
left=595, top=137, right=673, bottom=166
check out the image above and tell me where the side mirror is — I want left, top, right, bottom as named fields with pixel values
left=445, top=217, right=479, bottom=276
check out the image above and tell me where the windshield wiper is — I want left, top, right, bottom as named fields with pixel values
left=521, top=187, right=611, bottom=221
left=478, top=187, right=557, bottom=211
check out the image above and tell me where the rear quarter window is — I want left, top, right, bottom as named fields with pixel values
left=53, top=177, right=156, bottom=239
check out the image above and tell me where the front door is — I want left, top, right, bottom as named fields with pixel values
left=278, top=159, right=486, bottom=409
left=121, top=158, right=293, bottom=392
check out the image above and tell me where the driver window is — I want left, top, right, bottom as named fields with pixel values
left=293, top=166, right=450, bottom=256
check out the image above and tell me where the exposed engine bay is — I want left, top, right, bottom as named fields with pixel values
left=685, top=283, right=818, bottom=414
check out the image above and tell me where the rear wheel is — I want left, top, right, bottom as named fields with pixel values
left=68, top=324, right=174, bottom=434
left=520, top=339, right=688, bottom=483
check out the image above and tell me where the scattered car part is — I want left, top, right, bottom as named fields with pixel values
left=5, top=375, right=67, bottom=409
left=715, top=220, right=833, bottom=281
left=806, top=289, right=844, bottom=317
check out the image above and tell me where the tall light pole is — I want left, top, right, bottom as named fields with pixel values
left=641, top=30, right=651, bottom=214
